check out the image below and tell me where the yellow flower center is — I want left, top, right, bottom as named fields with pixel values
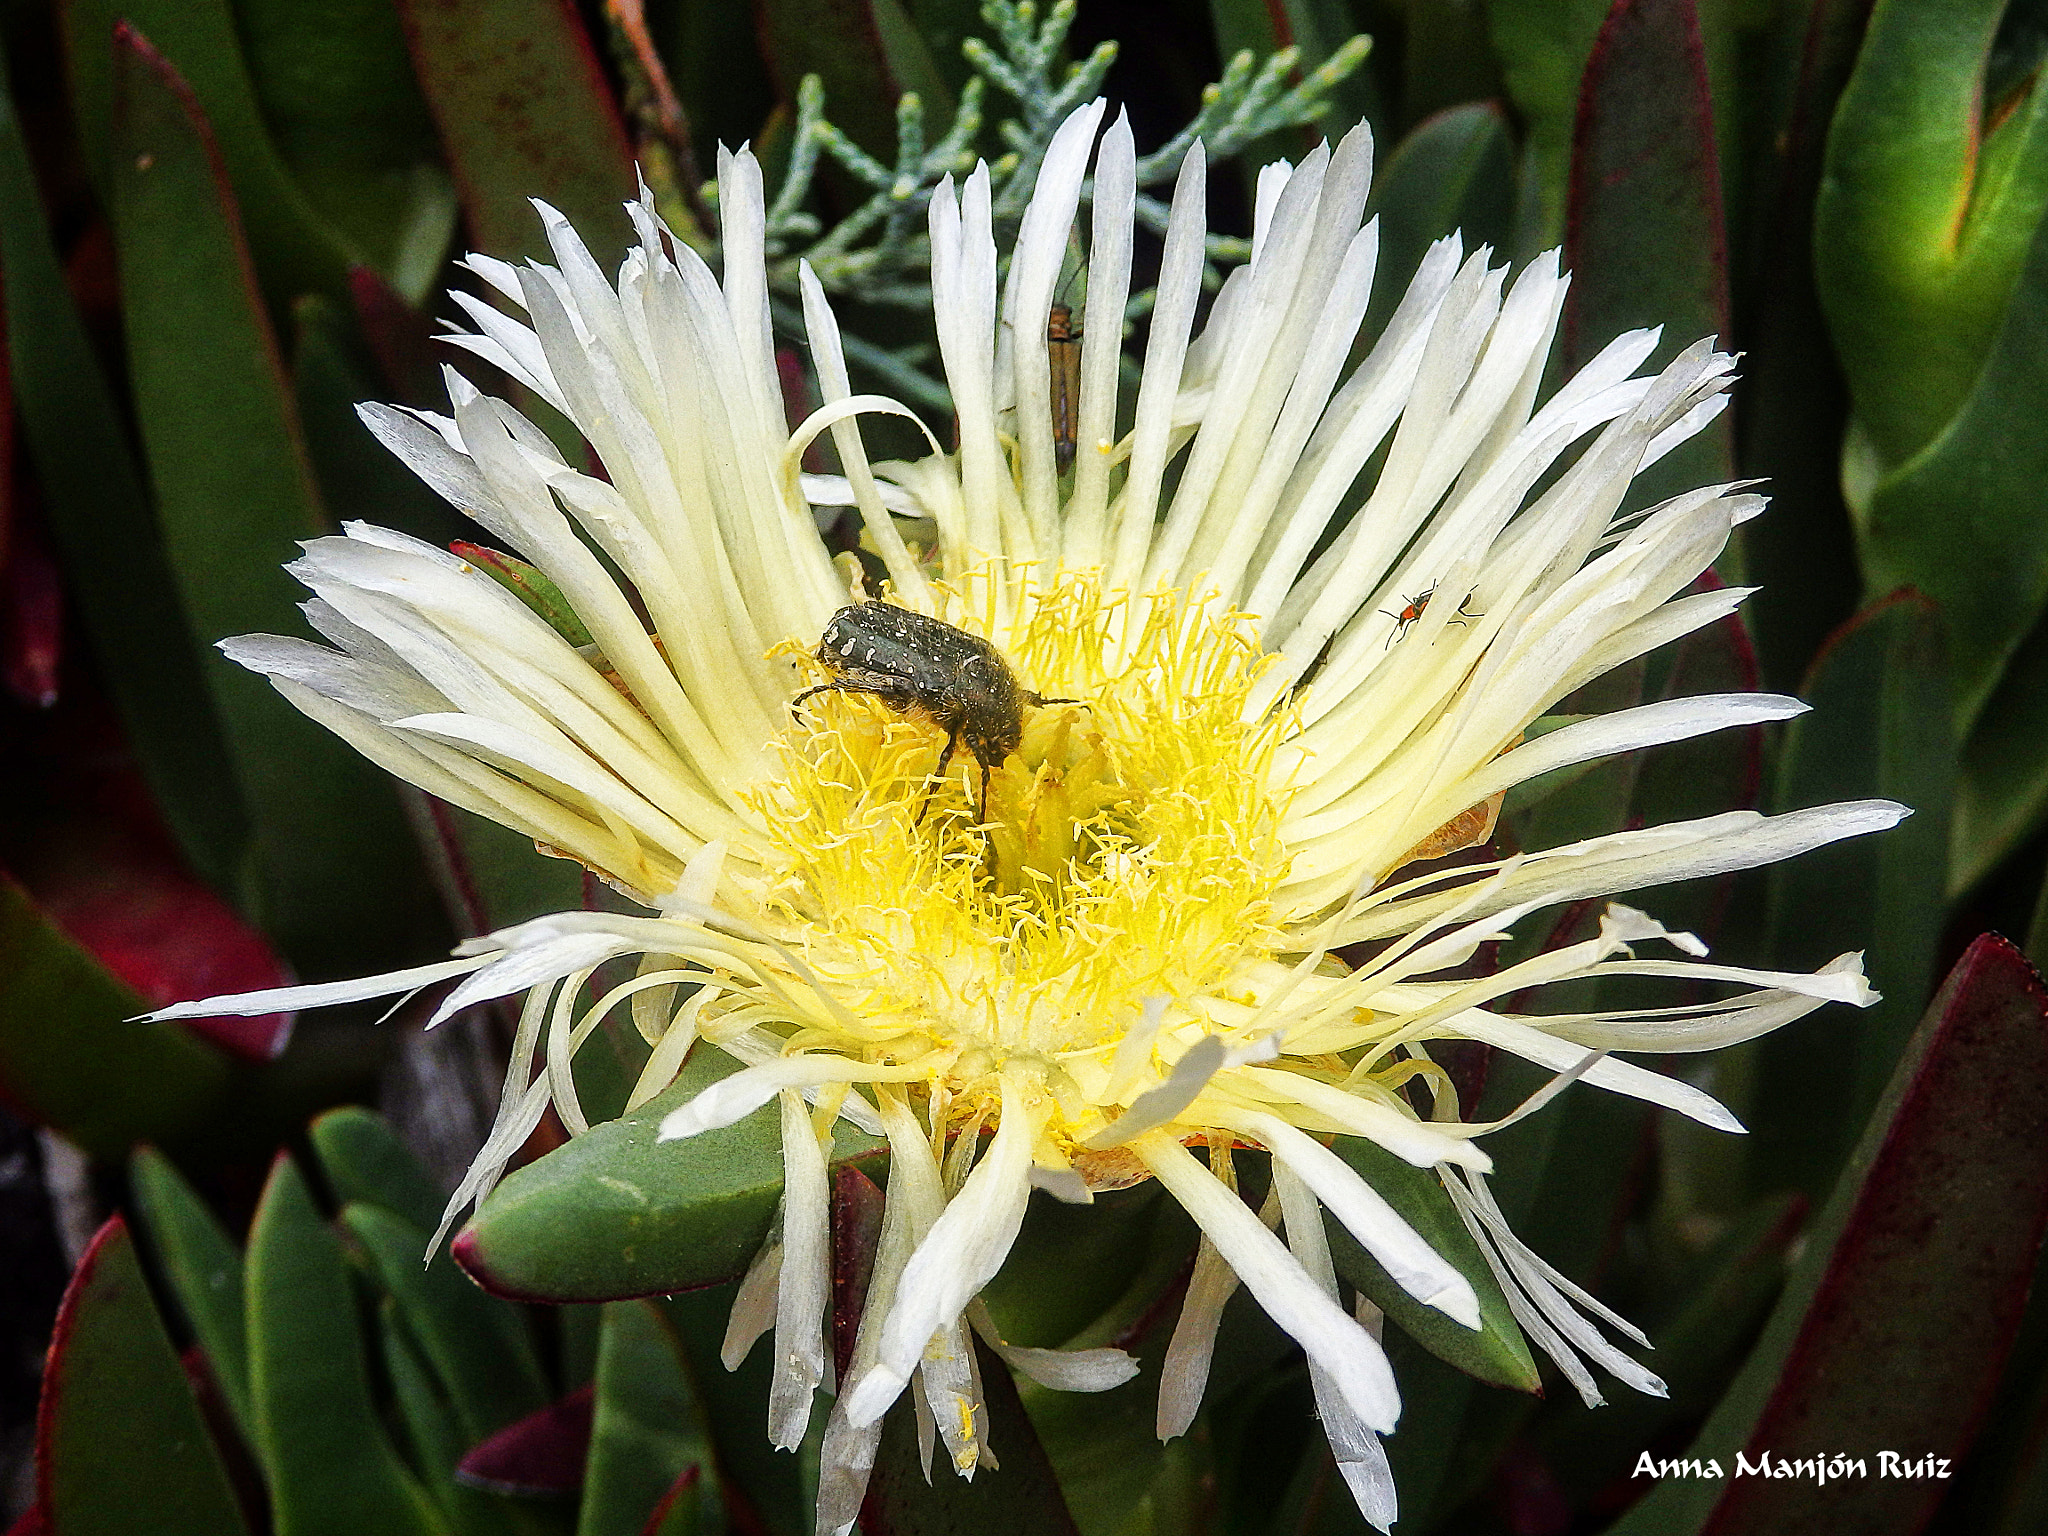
left=735, top=572, right=1302, bottom=1142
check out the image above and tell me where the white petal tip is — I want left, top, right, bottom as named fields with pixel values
left=842, top=1367, right=907, bottom=1429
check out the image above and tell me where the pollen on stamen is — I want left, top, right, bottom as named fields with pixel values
left=736, top=572, right=1305, bottom=1148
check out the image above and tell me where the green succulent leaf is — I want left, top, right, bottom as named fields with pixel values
left=0, top=61, right=247, bottom=890
left=110, top=23, right=441, bottom=975
left=1325, top=1137, right=1540, bottom=1394
left=310, top=1106, right=449, bottom=1233
left=1611, top=934, right=2048, bottom=1535
left=0, top=876, right=229, bottom=1160
left=1816, top=0, right=2048, bottom=470
left=232, top=0, right=456, bottom=301
left=1564, top=0, right=1736, bottom=525
left=1753, top=590, right=1953, bottom=1202
left=343, top=1202, right=552, bottom=1444
left=247, top=1153, right=450, bottom=1536
left=453, top=543, right=598, bottom=649
left=459, top=1047, right=885, bottom=1302
left=129, top=1147, right=253, bottom=1439
left=65, top=0, right=352, bottom=302
left=1851, top=197, right=2048, bottom=733
left=1956, top=604, right=2048, bottom=895
left=1480, top=0, right=1613, bottom=247
left=36, top=1218, right=251, bottom=1536
left=577, top=1301, right=716, bottom=1536
left=393, top=0, right=636, bottom=261
left=1364, top=102, right=1515, bottom=341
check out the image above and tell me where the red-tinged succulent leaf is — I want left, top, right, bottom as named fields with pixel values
left=457, top=1382, right=594, bottom=1495
left=0, top=875, right=233, bottom=1159
left=2, top=1505, right=47, bottom=1535
left=0, top=59, right=248, bottom=890
left=393, top=0, right=636, bottom=260
left=832, top=1165, right=886, bottom=1379
left=43, top=864, right=293, bottom=1064
left=1565, top=0, right=1735, bottom=525
left=643, top=1465, right=703, bottom=1536
left=111, top=22, right=441, bottom=978
left=450, top=541, right=595, bottom=648
left=64, top=0, right=352, bottom=302
left=35, top=1217, right=251, bottom=1536
left=1611, top=934, right=2048, bottom=1536
left=582, top=1301, right=718, bottom=1536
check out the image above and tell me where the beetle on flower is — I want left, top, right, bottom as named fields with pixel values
left=152, top=102, right=1905, bottom=1533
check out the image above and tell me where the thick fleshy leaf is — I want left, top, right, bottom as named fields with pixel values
left=1564, top=0, right=1735, bottom=524
left=1481, top=0, right=1615, bottom=245
left=860, top=1339, right=1081, bottom=1536
left=456, top=1047, right=884, bottom=1302
left=653, top=1287, right=807, bottom=1536
left=1956, top=605, right=2048, bottom=896
left=1324, top=1136, right=1540, bottom=1394
left=1814, top=0, right=2048, bottom=468
left=245, top=1153, right=447, bottom=1536
left=1860, top=208, right=2048, bottom=734
left=979, top=1182, right=1166, bottom=1349
left=342, top=1202, right=552, bottom=1443
left=1610, top=934, right=2048, bottom=1535
left=392, top=0, right=635, bottom=261
left=758, top=0, right=955, bottom=161
left=128, top=1148, right=253, bottom=1440
left=458, top=1383, right=593, bottom=1497
left=292, top=294, right=459, bottom=548
left=577, top=1301, right=716, bottom=1536
left=231, top=0, right=455, bottom=300
left=110, top=24, right=441, bottom=976
left=1732, top=0, right=1867, bottom=691
left=63, top=0, right=350, bottom=301
left=34, top=1218, right=250, bottom=1536
left=1364, top=102, right=1515, bottom=339
left=0, top=62, right=245, bottom=889
left=0, top=876, right=230, bottom=1160
left=310, top=1106, right=446, bottom=1232
left=1752, top=590, right=1952, bottom=1202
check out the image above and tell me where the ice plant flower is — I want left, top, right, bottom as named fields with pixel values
left=151, top=102, right=1906, bottom=1532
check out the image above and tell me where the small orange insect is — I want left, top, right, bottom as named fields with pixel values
left=1048, top=302, right=1083, bottom=473
left=1381, top=585, right=1479, bottom=647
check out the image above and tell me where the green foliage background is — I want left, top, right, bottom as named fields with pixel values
left=4, top=2, right=2048, bottom=1534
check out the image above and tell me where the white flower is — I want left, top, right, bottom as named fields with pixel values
left=151, top=102, right=1905, bottom=1532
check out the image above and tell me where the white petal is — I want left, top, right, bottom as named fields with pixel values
left=1137, top=1133, right=1401, bottom=1435
left=139, top=956, right=486, bottom=1022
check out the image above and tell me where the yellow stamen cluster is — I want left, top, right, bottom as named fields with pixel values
left=736, top=573, right=1305, bottom=1147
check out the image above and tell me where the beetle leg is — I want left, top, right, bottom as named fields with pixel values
left=914, top=727, right=964, bottom=827
left=789, top=681, right=838, bottom=721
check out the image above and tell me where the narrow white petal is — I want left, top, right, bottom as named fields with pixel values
left=844, top=1074, right=1037, bottom=1428
left=1230, top=1110, right=1480, bottom=1328
left=139, top=956, right=487, bottom=1022
left=770, top=1091, right=831, bottom=1448
left=1137, top=1133, right=1401, bottom=1435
